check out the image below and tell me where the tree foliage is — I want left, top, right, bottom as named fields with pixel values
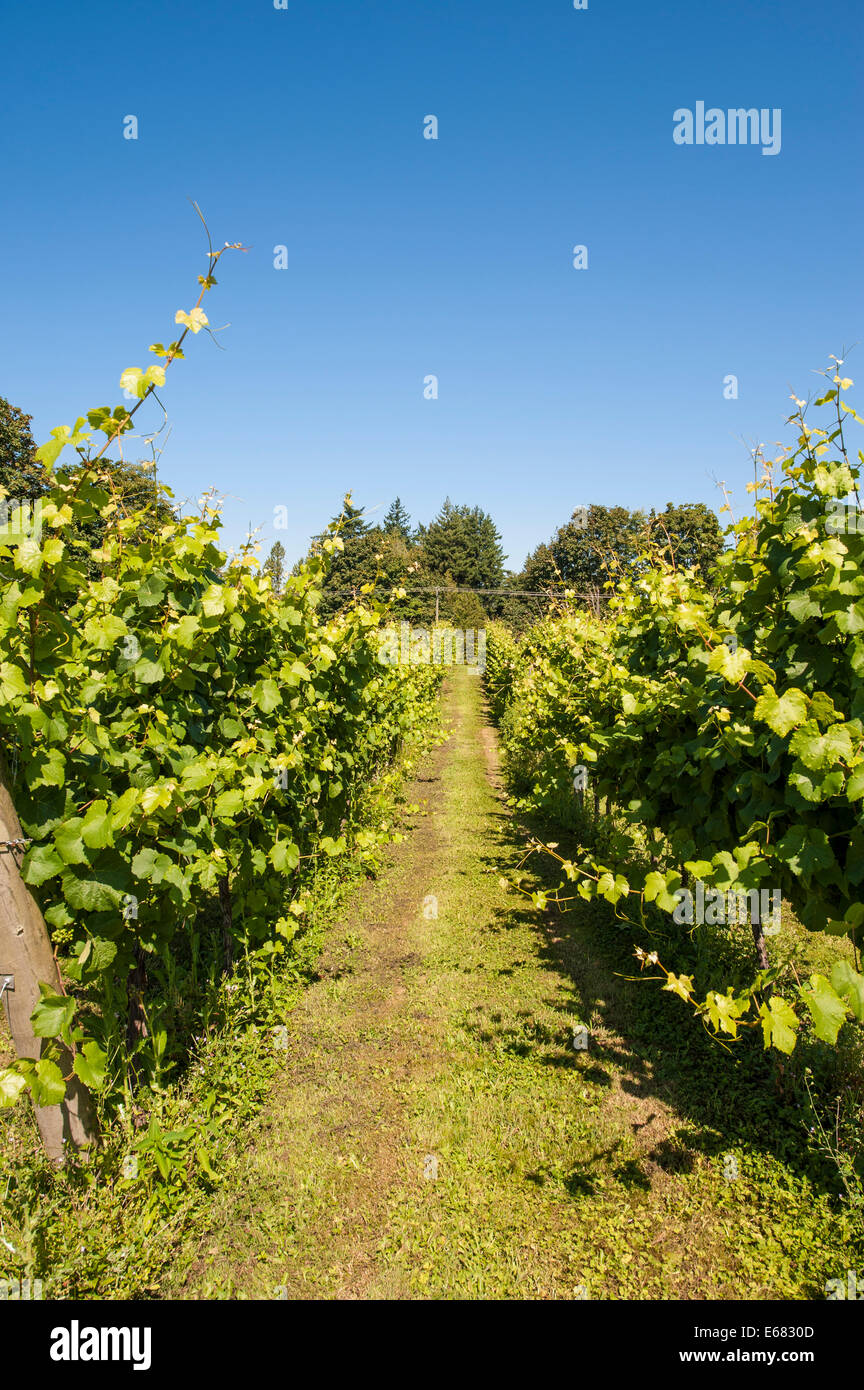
left=0, top=396, right=49, bottom=502
left=419, top=499, right=506, bottom=591
left=382, top=497, right=412, bottom=542
left=263, top=540, right=286, bottom=594
left=520, top=501, right=724, bottom=599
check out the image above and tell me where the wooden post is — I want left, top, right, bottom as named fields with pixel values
left=218, top=875, right=234, bottom=972
left=0, top=750, right=96, bottom=1161
left=751, top=906, right=770, bottom=973
left=747, top=892, right=772, bottom=1002
left=125, top=943, right=149, bottom=1071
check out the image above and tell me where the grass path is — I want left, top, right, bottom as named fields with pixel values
left=176, top=668, right=856, bottom=1300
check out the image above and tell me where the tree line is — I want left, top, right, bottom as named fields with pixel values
left=2, top=393, right=725, bottom=629
left=267, top=495, right=725, bottom=628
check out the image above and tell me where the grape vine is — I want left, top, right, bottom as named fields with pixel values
left=0, top=233, right=442, bottom=1125
left=489, top=364, right=864, bottom=1053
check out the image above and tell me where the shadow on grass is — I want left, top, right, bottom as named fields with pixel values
left=468, top=793, right=860, bottom=1221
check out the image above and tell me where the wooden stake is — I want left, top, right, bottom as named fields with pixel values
left=0, top=750, right=96, bottom=1161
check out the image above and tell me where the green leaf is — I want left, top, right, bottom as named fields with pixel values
left=31, top=988, right=76, bottom=1040
left=846, top=765, right=864, bottom=801
left=35, top=423, right=88, bottom=472
left=774, top=825, right=836, bottom=879
left=268, top=840, right=300, bottom=873
left=704, top=990, right=747, bottom=1038
left=119, top=367, right=145, bottom=397
left=181, top=761, right=213, bottom=790
left=789, top=722, right=853, bottom=771
left=61, top=870, right=124, bottom=913
left=643, top=870, right=683, bottom=912
left=79, top=936, right=118, bottom=973
left=32, top=748, right=66, bottom=789
left=0, top=1068, right=28, bottom=1107
left=45, top=902, right=75, bottom=930
left=135, top=574, right=167, bottom=608
left=110, top=787, right=140, bottom=830
left=170, top=615, right=200, bottom=647
left=759, top=997, right=799, bottom=1054
left=196, top=1148, right=217, bottom=1179
left=30, top=1059, right=67, bottom=1106
left=81, top=800, right=113, bottom=849
left=643, top=872, right=666, bottom=903
left=829, top=960, right=864, bottom=1022
left=255, top=679, right=282, bottom=713
left=0, top=661, right=28, bottom=701
left=21, top=844, right=65, bottom=887
left=132, top=657, right=166, bottom=685
left=132, top=846, right=160, bottom=880
left=82, top=614, right=128, bottom=651
left=786, top=592, right=820, bottom=622
left=14, top=540, right=43, bottom=576
left=72, top=1041, right=107, bottom=1090
left=707, top=643, right=751, bottom=684
left=53, top=818, right=88, bottom=865
left=789, top=767, right=844, bottom=803
left=201, top=585, right=225, bottom=617
left=318, top=836, right=345, bottom=857
left=800, top=974, right=848, bottom=1044
left=753, top=687, right=809, bottom=737
left=214, top=789, right=243, bottom=818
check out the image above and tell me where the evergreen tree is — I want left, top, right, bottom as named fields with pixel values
left=334, top=497, right=371, bottom=542
left=422, top=499, right=505, bottom=591
left=263, top=540, right=286, bottom=594
left=313, top=497, right=381, bottom=617
left=382, top=497, right=412, bottom=542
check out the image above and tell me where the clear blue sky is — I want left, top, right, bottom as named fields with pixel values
left=2, top=0, right=861, bottom=573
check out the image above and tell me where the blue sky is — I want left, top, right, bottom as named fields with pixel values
left=2, top=0, right=861, bottom=573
